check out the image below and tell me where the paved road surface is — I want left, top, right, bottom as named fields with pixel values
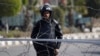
left=0, top=43, right=100, bottom=56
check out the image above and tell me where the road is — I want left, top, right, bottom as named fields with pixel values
left=0, top=42, right=100, bottom=56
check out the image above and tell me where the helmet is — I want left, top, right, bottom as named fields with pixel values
left=40, top=3, right=52, bottom=16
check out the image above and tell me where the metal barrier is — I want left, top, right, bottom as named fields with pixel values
left=0, top=38, right=100, bottom=56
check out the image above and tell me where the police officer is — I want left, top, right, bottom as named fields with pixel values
left=31, top=3, right=62, bottom=56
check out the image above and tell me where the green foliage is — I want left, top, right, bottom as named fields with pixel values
left=22, top=0, right=28, bottom=5
left=0, top=0, right=22, bottom=17
left=53, top=7, right=65, bottom=28
left=33, top=7, right=40, bottom=14
left=86, top=0, right=100, bottom=17
left=75, top=6, right=88, bottom=15
left=33, top=0, right=38, bottom=6
left=94, top=0, right=100, bottom=6
left=0, top=30, right=31, bottom=38
left=67, top=0, right=85, bottom=6
left=74, top=0, right=87, bottom=15
left=58, top=0, right=67, bottom=11
left=33, top=0, right=39, bottom=13
left=67, top=0, right=87, bottom=15
left=74, top=0, right=86, bottom=5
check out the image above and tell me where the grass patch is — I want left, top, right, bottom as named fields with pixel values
left=0, top=30, right=31, bottom=38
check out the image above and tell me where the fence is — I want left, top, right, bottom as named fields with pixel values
left=0, top=33, right=100, bottom=56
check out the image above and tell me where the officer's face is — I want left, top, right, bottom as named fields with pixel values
left=43, top=11, right=50, bottom=19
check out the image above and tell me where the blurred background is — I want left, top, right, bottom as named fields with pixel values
left=0, top=0, right=100, bottom=38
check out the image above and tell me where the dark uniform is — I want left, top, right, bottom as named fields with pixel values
left=31, top=3, right=62, bottom=56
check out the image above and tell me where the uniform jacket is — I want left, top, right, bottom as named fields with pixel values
left=31, top=18, right=62, bottom=49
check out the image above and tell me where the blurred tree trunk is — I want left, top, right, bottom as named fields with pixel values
left=67, top=8, right=74, bottom=27
left=23, top=0, right=33, bottom=31
left=23, top=9, right=33, bottom=31
left=23, top=0, right=38, bottom=31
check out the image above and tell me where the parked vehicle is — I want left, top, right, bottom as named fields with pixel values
left=75, top=17, right=93, bottom=32
left=66, top=12, right=93, bottom=32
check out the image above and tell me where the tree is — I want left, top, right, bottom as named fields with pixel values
left=22, top=0, right=28, bottom=5
left=74, top=0, right=87, bottom=15
left=53, top=7, right=65, bottom=28
left=0, top=0, right=22, bottom=17
left=67, top=0, right=87, bottom=27
left=58, top=0, right=67, bottom=11
left=67, top=8, right=74, bottom=26
left=22, top=0, right=38, bottom=31
left=0, top=0, right=22, bottom=33
left=67, top=0, right=87, bottom=15
left=86, top=0, right=100, bottom=17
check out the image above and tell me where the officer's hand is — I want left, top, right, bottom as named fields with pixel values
left=54, top=49, right=59, bottom=56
